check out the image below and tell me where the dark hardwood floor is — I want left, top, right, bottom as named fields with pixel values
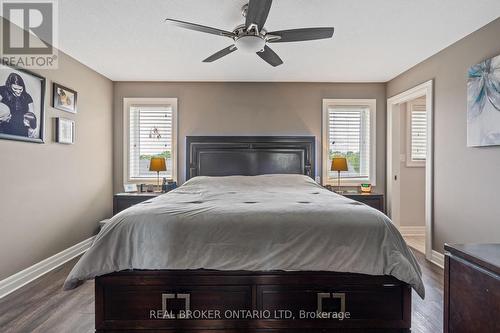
left=0, top=249, right=443, bottom=333
left=411, top=250, right=444, bottom=333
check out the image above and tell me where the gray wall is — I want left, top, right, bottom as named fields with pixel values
left=387, top=18, right=500, bottom=252
left=399, top=102, right=426, bottom=227
left=113, top=82, right=387, bottom=191
left=0, top=52, right=114, bottom=279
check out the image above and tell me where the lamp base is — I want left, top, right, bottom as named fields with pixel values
left=157, top=171, right=161, bottom=193
left=337, top=170, right=342, bottom=193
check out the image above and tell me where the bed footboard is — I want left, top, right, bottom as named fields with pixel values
left=95, top=269, right=411, bottom=332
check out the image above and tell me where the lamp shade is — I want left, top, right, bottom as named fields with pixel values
left=149, top=157, right=167, bottom=172
left=331, top=157, right=348, bottom=172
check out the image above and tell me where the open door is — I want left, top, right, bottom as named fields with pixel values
left=387, top=80, right=434, bottom=262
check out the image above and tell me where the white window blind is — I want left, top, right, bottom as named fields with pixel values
left=327, top=106, right=371, bottom=180
left=409, top=104, right=427, bottom=162
left=129, top=105, right=173, bottom=179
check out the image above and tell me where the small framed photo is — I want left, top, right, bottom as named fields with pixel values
left=123, top=183, right=138, bottom=193
left=53, top=83, right=77, bottom=113
left=56, top=117, right=75, bottom=144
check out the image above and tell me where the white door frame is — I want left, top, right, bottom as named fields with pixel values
left=387, top=80, right=433, bottom=261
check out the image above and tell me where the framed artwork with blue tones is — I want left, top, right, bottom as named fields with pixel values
left=467, top=54, right=500, bottom=147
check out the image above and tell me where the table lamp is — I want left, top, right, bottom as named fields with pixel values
left=331, top=157, right=348, bottom=193
left=149, top=157, right=166, bottom=192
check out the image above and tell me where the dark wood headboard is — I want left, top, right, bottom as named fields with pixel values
left=186, top=136, right=315, bottom=181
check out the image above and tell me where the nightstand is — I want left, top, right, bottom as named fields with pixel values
left=343, top=192, right=385, bottom=213
left=113, top=192, right=162, bottom=215
left=324, top=186, right=385, bottom=213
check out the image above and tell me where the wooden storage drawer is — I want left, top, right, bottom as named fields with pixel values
left=258, top=284, right=406, bottom=320
left=104, top=285, right=252, bottom=320
left=96, top=270, right=412, bottom=332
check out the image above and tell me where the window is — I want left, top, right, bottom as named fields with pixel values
left=322, top=99, right=376, bottom=186
left=406, top=100, right=426, bottom=167
left=124, top=98, right=177, bottom=183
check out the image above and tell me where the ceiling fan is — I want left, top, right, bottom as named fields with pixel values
left=165, top=0, right=334, bottom=67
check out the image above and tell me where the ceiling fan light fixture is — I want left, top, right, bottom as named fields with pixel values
left=165, top=0, right=334, bottom=66
left=235, top=35, right=266, bottom=53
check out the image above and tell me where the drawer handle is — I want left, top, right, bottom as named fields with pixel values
left=317, top=292, right=346, bottom=313
left=162, top=293, right=190, bottom=318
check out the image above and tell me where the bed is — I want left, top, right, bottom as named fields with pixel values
left=65, top=136, right=423, bottom=333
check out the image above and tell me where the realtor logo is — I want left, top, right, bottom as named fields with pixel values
left=0, top=0, right=58, bottom=68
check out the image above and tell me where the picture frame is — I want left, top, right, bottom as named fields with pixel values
left=52, top=82, right=77, bottom=114
left=123, top=183, right=138, bottom=193
left=0, top=62, right=46, bottom=143
left=56, top=117, right=75, bottom=144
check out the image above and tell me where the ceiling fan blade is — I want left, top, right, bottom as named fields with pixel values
left=203, top=45, right=237, bottom=62
left=246, top=0, right=273, bottom=29
left=165, top=18, right=234, bottom=37
left=267, top=27, right=334, bottom=43
left=256, top=45, right=283, bottom=67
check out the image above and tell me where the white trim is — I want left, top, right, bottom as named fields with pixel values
left=322, top=99, right=377, bottom=186
left=399, top=226, right=425, bottom=237
left=431, top=250, right=445, bottom=269
left=390, top=105, right=402, bottom=230
left=387, top=80, right=434, bottom=262
left=0, top=236, right=95, bottom=299
left=123, top=98, right=178, bottom=185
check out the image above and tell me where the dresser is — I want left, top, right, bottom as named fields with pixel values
left=444, top=243, right=500, bottom=333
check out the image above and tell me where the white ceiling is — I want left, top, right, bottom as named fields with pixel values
left=58, top=0, right=500, bottom=82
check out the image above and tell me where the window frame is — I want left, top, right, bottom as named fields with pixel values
left=406, top=100, right=426, bottom=168
left=123, top=98, right=178, bottom=184
left=322, top=99, right=377, bottom=186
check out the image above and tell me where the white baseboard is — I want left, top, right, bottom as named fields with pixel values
left=399, top=226, right=425, bottom=237
left=431, top=250, right=445, bottom=269
left=0, top=236, right=95, bottom=299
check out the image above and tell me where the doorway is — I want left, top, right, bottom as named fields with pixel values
left=387, top=80, right=433, bottom=261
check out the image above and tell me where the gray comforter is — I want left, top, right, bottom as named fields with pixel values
left=64, top=174, right=424, bottom=298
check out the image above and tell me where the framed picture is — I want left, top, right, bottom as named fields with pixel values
left=0, top=63, right=46, bottom=143
left=53, top=83, right=77, bottom=113
left=56, top=117, right=75, bottom=144
left=123, top=183, right=138, bottom=193
left=467, top=54, right=500, bottom=147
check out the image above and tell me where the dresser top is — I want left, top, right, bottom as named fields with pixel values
left=445, top=243, right=500, bottom=274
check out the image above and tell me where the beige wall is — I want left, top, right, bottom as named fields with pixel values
left=113, top=82, right=387, bottom=191
left=387, top=18, right=500, bottom=252
left=399, top=102, right=426, bottom=227
left=0, top=52, right=113, bottom=278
